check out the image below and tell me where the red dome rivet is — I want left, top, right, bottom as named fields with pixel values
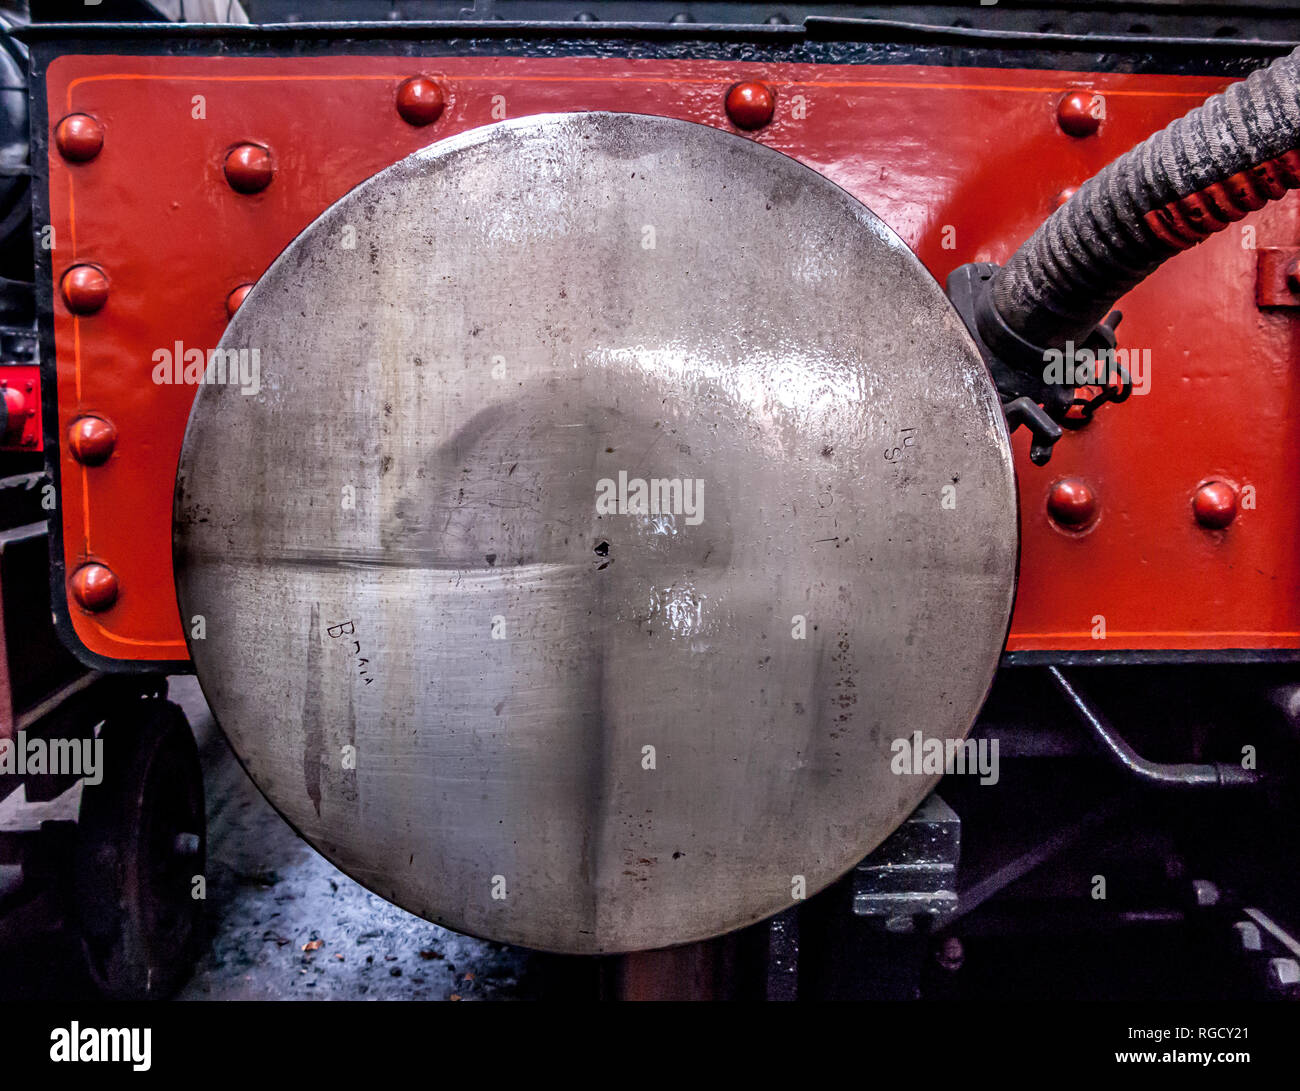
left=224, top=143, right=274, bottom=194
left=68, top=416, right=117, bottom=465
left=725, top=81, right=776, bottom=130
left=60, top=264, right=109, bottom=314
left=1047, top=478, right=1097, bottom=528
left=1057, top=91, right=1102, bottom=137
left=1193, top=481, right=1238, bottom=529
left=226, top=283, right=253, bottom=317
left=395, top=76, right=445, bottom=126
left=71, top=563, right=118, bottom=612
left=54, top=113, right=105, bottom=162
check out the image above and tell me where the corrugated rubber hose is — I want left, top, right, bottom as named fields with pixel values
left=987, top=45, right=1300, bottom=350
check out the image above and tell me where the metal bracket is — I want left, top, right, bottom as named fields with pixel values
left=853, top=793, right=961, bottom=931
left=1255, top=246, right=1300, bottom=308
left=947, top=261, right=1126, bottom=466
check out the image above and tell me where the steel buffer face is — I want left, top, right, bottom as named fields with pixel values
left=175, top=112, right=1017, bottom=953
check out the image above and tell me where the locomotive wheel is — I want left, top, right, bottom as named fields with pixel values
left=72, top=698, right=206, bottom=1000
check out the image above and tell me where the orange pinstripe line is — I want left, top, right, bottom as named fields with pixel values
left=64, top=71, right=1220, bottom=103
left=89, top=620, right=186, bottom=648
left=1016, top=631, right=1300, bottom=640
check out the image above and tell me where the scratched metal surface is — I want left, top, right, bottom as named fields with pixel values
left=174, top=112, right=1018, bottom=953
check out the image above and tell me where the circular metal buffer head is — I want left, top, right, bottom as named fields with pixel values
left=175, top=112, right=1017, bottom=954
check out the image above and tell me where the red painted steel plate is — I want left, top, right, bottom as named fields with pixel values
left=42, top=53, right=1300, bottom=662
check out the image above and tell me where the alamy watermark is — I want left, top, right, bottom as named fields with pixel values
left=595, top=470, right=704, bottom=526
left=0, top=731, right=101, bottom=784
left=890, top=730, right=999, bottom=785
left=151, top=342, right=261, bottom=396
left=49, top=1022, right=150, bottom=1072
left=1043, top=341, right=1152, bottom=396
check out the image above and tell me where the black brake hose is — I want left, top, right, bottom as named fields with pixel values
left=985, top=44, right=1300, bottom=353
